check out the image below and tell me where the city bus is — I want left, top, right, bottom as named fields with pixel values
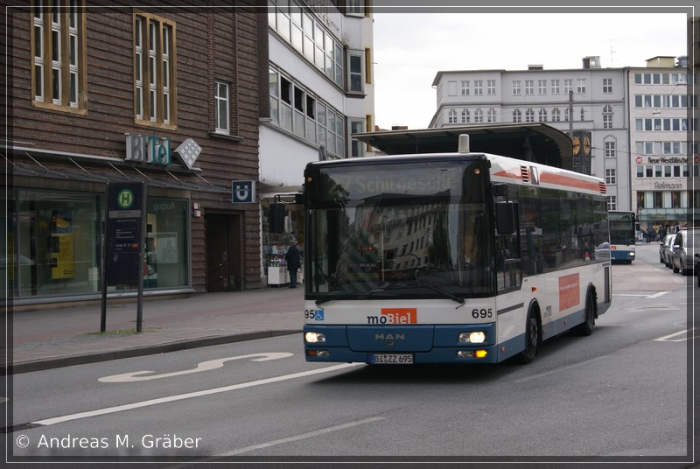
left=607, top=211, right=636, bottom=264
left=301, top=135, right=612, bottom=365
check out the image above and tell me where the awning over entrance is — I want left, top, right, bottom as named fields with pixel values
left=4, top=147, right=231, bottom=194
left=352, top=123, right=573, bottom=170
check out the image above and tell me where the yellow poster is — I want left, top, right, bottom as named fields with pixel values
left=52, top=234, right=74, bottom=279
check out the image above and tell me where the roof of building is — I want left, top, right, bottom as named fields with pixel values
left=352, top=123, right=573, bottom=170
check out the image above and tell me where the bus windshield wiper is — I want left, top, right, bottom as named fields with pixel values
left=418, top=284, right=466, bottom=309
left=314, top=290, right=400, bottom=306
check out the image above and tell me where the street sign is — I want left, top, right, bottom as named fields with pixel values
left=106, top=182, right=145, bottom=286
left=232, top=180, right=256, bottom=203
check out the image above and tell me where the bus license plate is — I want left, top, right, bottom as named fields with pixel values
left=371, top=354, right=413, bottom=364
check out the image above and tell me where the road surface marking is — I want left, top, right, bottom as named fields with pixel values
left=647, top=291, right=669, bottom=299
left=33, top=363, right=363, bottom=427
left=98, top=352, right=294, bottom=382
left=654, top=328, right=697, bottom=342
left=218, top=416, right=385, bottom=456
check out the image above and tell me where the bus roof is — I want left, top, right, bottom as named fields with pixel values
left=307, top=152, right=607, bottom=197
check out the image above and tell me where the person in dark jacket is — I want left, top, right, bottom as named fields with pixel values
left=285, top=240, right=301, bottom=288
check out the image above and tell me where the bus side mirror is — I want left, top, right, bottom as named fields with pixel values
left=269, top=203, right=285, bottom=234
left=496, top=201, right=517, bottom=235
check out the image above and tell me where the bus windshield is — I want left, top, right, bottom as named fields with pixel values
left=306, top=159, right=494, bottom=299
left=608, top=212, right=636, bottom=245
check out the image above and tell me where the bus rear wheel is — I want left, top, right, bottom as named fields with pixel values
left=515, top=307, right=539, bottom=364
left=574, top=290, right=595, bottom=336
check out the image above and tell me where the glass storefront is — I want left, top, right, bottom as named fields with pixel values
left=143, top=197, right=189, bottom=290
left=5, top=188, right=190, bottom=302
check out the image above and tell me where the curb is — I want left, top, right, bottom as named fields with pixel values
left=3, top=329, right=300, bottom=375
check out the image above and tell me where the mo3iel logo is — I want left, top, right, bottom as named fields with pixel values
left=366, top=308, right=417, bottom=325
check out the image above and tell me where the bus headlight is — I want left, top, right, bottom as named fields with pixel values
left=459, top=331, right=486, bottom=343
left=305, top=332, right=326, bottom=343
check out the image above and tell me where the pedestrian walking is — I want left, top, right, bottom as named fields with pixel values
left=285, top=240, right=301, bottom=288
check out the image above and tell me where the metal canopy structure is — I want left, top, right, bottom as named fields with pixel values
left=352, top=123, right=573, bottom=170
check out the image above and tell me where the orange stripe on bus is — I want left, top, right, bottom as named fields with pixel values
left=492, top=169, right=522, bottom=180
left=540, top=173, right=601, bottom=192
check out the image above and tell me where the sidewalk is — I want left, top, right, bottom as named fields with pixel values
left=3, top=287, right=304, bottom=374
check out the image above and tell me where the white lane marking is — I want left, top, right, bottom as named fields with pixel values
left=613, top=294, right=650, bottom=297
left=99, top=352, right=294, bottom=383
left=647, top=291, right=669, bottom=299
left=514, top=356, right=607, bottom=384
left=217, top=416, right=385, bottom=456
left=34, top=363, right=363, bottom=426
left=654, top=328, right=697, bottom=342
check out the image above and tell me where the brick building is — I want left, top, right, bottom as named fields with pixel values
left=5, top=4, right=264, bottom=308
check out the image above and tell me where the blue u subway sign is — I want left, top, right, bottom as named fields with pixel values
left=232, top=180, right=256, bottom=204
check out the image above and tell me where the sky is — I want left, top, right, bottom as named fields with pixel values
left=371, top=11, right=690, bottom=130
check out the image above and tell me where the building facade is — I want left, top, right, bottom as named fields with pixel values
left=259, top=0, right=374, bottom=284
left=6, top=4, right=263, bottom=308
left=429, top=57, right=631, bottom=212
left=628, top=56, right=697, bottom=233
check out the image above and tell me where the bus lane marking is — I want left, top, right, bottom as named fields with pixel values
left=33, top=363, right=363, bottom=427
left=98, top=352, right=294, bottom=383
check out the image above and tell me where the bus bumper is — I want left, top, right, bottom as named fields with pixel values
left=303, top=324, right=499, bottom=364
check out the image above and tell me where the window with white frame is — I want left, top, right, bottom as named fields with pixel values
left=32, top=0, right=86, bottom=112
left=564, top=107, right=570, bottom=122
left=475, top=109, right=483, bottom=123
left=603, top=78, right=613, bottom=93
left=525, top=109, right=534, bottom=123
left=564, top=79, right=573, bottom=94
left=605, top=139, right=616, bottom=158
left=215, top=81, right=229, bottom=133
left=538, top=80, right=546, bottom=94
left=487, top=79, right=496, bottom=95
left=512, top=109, right=521, bottom=122
left=269, top=0, right=343, bottom=87
left=448, top=109, right=457, bottom=123
left=269, top=67, right=344, bottom=157
left=512, top=81, right=521, bottom=95
left=551, top=79, right=559, bottom=94
left=348, top=51, right=363, bottom=93
left=474, top=80, right=483, bottom=95
left=346, top=0, right=364, bottom=15
left=487, top=108, right=496, bottom=122
left=538, top=108, right=547, bottom=122
left=134, top=13, right=177, bottom=127
left=525, top=80, right=534, bottom=95
left=576, top=79, right=586, bottom=94
left=552, top=108, right=561, bottom=122
left=603, top=104, right=613, bottom=129
left=607, top=195, right=617, bottom=211
left=350, top=120, right=364, bottom=157
left=605, top=168, right=616, bottom=185
left=461, top=109, right=469, bottom=123
left=461, top=80, right=470, bottom=95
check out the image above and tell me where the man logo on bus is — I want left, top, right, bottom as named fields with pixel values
left=366, top=308, right=417, bottom=324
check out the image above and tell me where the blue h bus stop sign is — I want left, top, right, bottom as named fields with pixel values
left=232, top=180, right=256, bottom=203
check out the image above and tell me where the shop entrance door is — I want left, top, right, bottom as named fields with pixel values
left=205, top=214, right=243, bottom=292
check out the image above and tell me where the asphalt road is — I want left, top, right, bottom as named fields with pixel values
left=7, top=243, right=698, bottom=468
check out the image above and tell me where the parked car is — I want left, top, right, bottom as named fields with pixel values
left=659, top=233, right=676, bottom=268
left=671, top=228, right=699, bottom=275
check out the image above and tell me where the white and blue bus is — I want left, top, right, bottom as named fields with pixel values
left=302, top=136, right=612, bottom=365
left=608, top=211, right=636, bottom=264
